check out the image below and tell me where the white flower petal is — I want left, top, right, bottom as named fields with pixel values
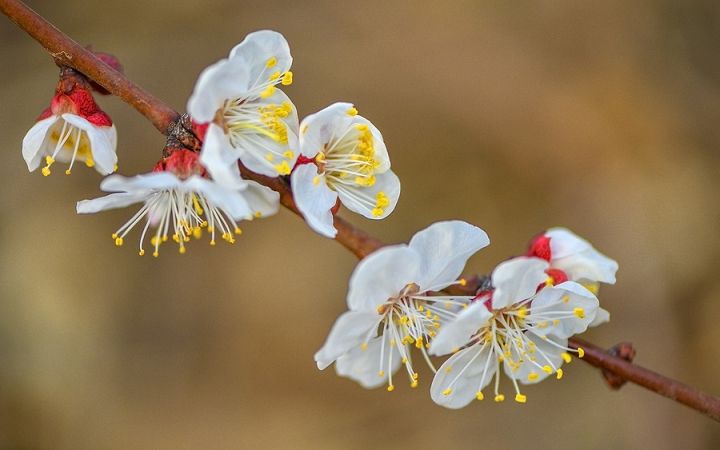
left=336, top=169, right=400, bottom=220
left=22, top=116, right=58, bottom=171
left=298, top=102, right=355, bottom=158
left=200, top=123, right=246, bottom=189
left=335, top=333, right=401, bottom=389
left=547, top=228, right=618, bottom=284
left=100, top=172, right=180, bottom=193
left=429, top=301, right=492, bottom=356
left=228, top=30, right=292, bottom=92
left=243, top=181, right=280, bottom=219
left=314, top=310, right=380, bottom=370
left=504, top=334, right=566, bottom=385
left=347, top=245, right=422, bottom=311
left=291, top=164, right=338, bottom=238
left=184, top=176, right=253, bottom=220
left=529, top=282, right=599, bottom=339
left=408, top=221, right=490, bottom=292
left=187, top=57, right=251, bottom=122
left=76, top=192, right=148, bottom=214
left=590, top=307, right=610, bottom=327
left=61, top=114, right=117, bottom=175
left=431, top=345, right=496, bottom=409
left=491, top=257, right=548, bottom=309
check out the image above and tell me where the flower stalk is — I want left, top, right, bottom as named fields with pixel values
left=2, top=0, right=719, bottom=421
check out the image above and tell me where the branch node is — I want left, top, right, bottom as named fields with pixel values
left=602, top=342, right=636, bottom=389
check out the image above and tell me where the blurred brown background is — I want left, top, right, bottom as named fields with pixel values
left=1, top=0, right=719, bottom=448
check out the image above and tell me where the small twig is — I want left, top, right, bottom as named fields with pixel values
left=0, top=0, right=178, bottom=134
left=2, top=0, right=719, bottom=422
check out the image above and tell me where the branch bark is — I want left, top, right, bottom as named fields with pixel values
left=2, top=0, right=719, bottom=422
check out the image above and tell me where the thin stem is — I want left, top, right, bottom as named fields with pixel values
left=2, top=0, right=719, bottom=422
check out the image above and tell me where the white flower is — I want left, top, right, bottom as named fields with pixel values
left=429, top=256, right=603, bottom=408
left=187, top=30, right=299, bottom=183
left=76, top=149, right=279, bottom=256
left=290, top=102, right=401, bottom=238
left=314, top=221, right=489, bottom=390
left=528, top=227, right=618, bottom=287
left=23, top=85, right=117, bottom=176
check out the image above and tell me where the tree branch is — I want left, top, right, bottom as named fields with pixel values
left=2, top=0, right=718, bottom=422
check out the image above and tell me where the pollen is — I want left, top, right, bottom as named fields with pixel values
left=274, top=160, right=291, bottom=175
left=459, top=278, right=467, bottom=286
left=269, top=71, right=281, bottom=81
left=517, top=307, right=528, bottom=319
left=577, top=347, right=585, bottom=358
left=114, top=237, right=124, bottom=247
left=260, top=85, right=276, bottom=99
left=542, top=365, right=553, bottom=374
left=442, top=388, right=452, bottom=396
left=265, top=56, right=277, bottom=68
left=281, top=71, right=293, bottom=85
left=528, top=372, right=539, bottom=381
left=556, top=368, right=564, bottom=379
left=410, top=380, right=418, bottom=388
left=387, top=385, right=395, bottom=392
left=562, top=352, right=572, bottom=363
left=378, top=371, right=385, bottom=377
left=573, top=307, right=585, bottom=319
left=515, top=394, right=527, bottom=403
left=347, top=106, right=358, bottom=116
left=475, top=391, right=484, bottom=401
left=283, top=150, right=294, bottom=159
left=494, top=394, right=505, bottom=402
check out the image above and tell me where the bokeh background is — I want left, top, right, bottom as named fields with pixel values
left=1, top=0, right=719, bottom=448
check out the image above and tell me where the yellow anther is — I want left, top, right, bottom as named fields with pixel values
left=562, top=295, right=571, bottom=304
left=210, top=240, right=216, bottom=246
left=65, top=169, right=71, bottom=175
left=265, top=153, right=274, bottom=162
left=445, top=366, right=453, bottom=374
left=269, top=71, right=281, bottom=81
left=562, top=352, right=572, bottom=363
left=410, top=380, right=418, bottom=388
left=476, top=391, right=484, bottom=401
left=253, top=211, right=263, bottom=218
left=442, top=388, right=452, bottom=396
left=281, top=71, right=293, bottom=85
left=283, top=150, right=294, bottom=159
left=234, top=227, right=242, bottom=235
left=498, top=355, right=505, bottom=362
left=459, top=278, right=467, bottom=286
left=354, top=123, right=369, bottom=132
left=378, top=371, right=385, bottom=377
left=542, top=365, right=553, bottom=374
left=372, top=207, right=384, bottom=217
left=583, top=282, right=600, bottom=295
left=112, top=233, right=118, bottom=239
left=528, top=372, right=539, bottom=381
left=265, top=56, right=277, bottom=68
left=412, top=373, right=418, bottom=380
left=494, top=394, right=505, bottom=402
left=193, top=227, right=202, bottom=239
left=275, top=160, right=291, bottom=175
left=553, top=319, right=560, bottom=326
left=387, top=384, right=395, bottom=392
left=41, top=166, right=51, bottom=176
left=45, top=155, right=55, bottom=165
left=152, top=251, right=159, bottom=257
left=138, top=249, right=145, bottom=256
left=556, top=368, right=564, bottom=380
left=179, top=246, right=186, bottom=254
left=260, top=85, right=276, bottom=99
left=573, top=307, right=585, bottom=319
left=114, top=237, right=124, bottom=247
left=312, top=175, right=321, bottom=186
left=360, top=342, right=368, bottom=351
left=347, top=106, right=358, bottom=116
left=577, top=347, right=585, bottom=358
left=515, top=394, right=527, bottom=403
left=401, top=357, right=408, bottom=364
left=517, top=307, right=528, bottom=319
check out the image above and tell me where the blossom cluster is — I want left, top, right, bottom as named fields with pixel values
left=315, top=224, right=618, bottom=407
left=22, top=31, right=400, bottom=255
left=20, top=30, right=619, bottom=408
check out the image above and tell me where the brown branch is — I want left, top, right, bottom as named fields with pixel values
left=0, top=0, right=178, bottom=134
left=3, top=0, right=719, bottom=422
